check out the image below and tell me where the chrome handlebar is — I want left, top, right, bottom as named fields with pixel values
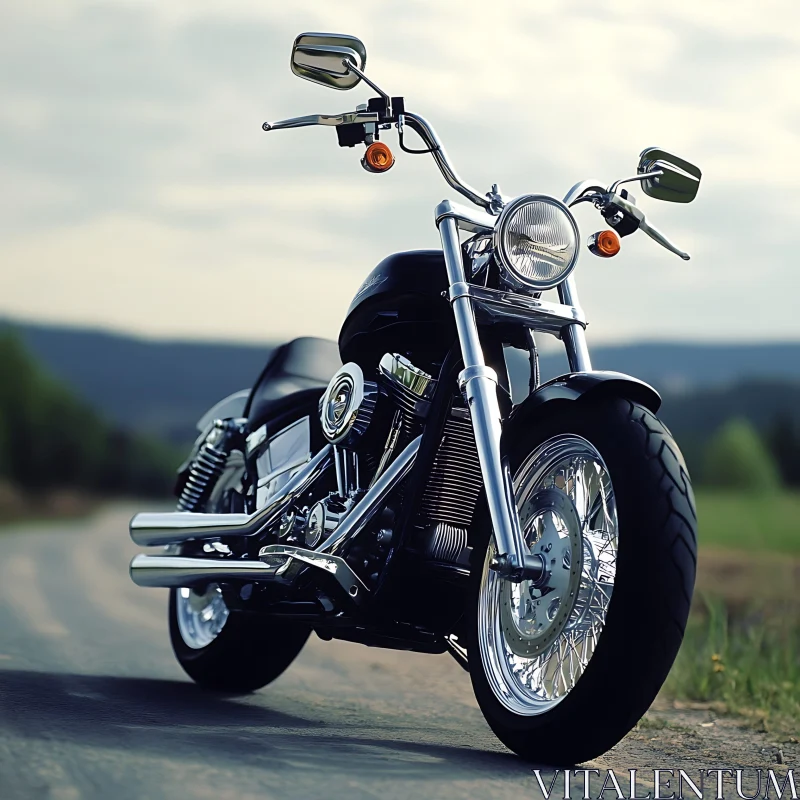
left=262, top=107, right=493, bottom=211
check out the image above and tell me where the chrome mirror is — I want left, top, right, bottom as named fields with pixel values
left=637, top=147, right=701, bottom=203
left=291, top=33, right=367, bottom=91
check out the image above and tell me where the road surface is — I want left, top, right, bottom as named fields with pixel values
left=0, top=508, right=792, bottom=800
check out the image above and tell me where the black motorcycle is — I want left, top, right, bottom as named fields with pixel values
left=129, top=32, right=700, bottom=764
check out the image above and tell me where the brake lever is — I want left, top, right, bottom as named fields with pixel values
left=600, top=192, right=691, bottom=261
left=262, top=111, right=379, bottom=132
left=638, top=218, right=690, bottom=261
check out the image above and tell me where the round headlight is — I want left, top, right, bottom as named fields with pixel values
left=494, top=195, right=580, bottom=291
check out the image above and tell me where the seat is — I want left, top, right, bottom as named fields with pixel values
left=245, top=337, right=341, bottom=426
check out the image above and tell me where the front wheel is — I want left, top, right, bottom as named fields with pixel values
left=467, top=397, right=697, bottom=764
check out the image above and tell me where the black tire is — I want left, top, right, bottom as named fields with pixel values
left=467, top=396, right=697, bottom=765
left=169, top=589, right=311, bottom=693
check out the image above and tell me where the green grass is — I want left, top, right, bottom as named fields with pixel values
left=696, top=489, right=800, bottom=554
left=663, top=490, right=800, bottom=733
left=666, top=596, right=800, bottom=735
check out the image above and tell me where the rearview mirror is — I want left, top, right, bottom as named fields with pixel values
left=291, top=33, right=367, bottom=91
left=637, top=148, right=701, bottom=203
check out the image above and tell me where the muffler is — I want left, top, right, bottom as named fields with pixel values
left=129, top=445, right=333, bottom=547
left=129, top=544, right=368, bottom=604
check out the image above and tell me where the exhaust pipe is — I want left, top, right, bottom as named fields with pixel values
left=130, top=545, right=368, bottom=603
left=129, top=553, right=282, bottom=588
left=129, top=445, right=333, bottom=547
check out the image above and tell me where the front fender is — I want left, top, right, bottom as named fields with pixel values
left=504, top=370, right=661, bottom=438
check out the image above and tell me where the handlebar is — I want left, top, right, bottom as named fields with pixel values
left=262, top=106, right=493, bottom=211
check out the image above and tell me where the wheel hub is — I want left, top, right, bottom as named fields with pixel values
left=500, top=488, right=583, bottom=657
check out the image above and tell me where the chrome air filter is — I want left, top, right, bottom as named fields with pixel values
left=319, top=363, right=378, bottom=446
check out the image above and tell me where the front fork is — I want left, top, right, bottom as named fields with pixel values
left=437, top=215, right=591, bottom=582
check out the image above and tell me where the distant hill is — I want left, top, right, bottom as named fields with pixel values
left=3, top=319, right=799, bottom=444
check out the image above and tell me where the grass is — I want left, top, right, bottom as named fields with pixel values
left=663, top=489, right=800, bottom=734
left=695, top=489, right=800, bottom=554
left=666, top=596, right=800, bottom=735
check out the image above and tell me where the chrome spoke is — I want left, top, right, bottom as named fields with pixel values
left=176, top=583, right=230, bottom=649
left=478, top=434, right=618, bottom=716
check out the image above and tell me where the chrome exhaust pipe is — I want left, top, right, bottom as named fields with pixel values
left=129, top=553, right=282, bottom=588
left=130, top=546, right=368, bottom=603
left=129, top=445, right=333, bottom=547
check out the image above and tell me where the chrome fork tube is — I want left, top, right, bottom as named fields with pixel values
left=558, top=275, right=592, bottom=372
left=437, top=210, right=528, bottom=578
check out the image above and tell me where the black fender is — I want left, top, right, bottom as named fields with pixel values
left=503, top=370, right=661, bottom=442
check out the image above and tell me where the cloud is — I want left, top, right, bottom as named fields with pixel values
left=1, top=0, right=799, bottom=344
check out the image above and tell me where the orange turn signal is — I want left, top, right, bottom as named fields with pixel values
left=362, top=141, right=395, bottom=173
left=588, top=229, right=621, bottom=258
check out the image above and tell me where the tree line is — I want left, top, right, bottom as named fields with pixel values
left=0, top=333, right=178, bottom=497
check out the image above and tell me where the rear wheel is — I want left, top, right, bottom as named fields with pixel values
left=169, top=585, right=310, bottom=693
left=169, top=457, right=310, bottom=693
left=467, top=397, right=697, bottom=764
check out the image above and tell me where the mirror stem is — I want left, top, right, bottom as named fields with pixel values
left=343, top=60, right=392, bottom=118
left=608, top=170, right=663, bottom=195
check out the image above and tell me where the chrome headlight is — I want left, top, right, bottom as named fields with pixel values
left=493, top=195, right=580, bottom=291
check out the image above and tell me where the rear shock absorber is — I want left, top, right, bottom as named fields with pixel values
left=177, top=419, right=242, bottom=512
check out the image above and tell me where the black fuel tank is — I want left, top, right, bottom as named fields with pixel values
left=338, top=250, right=455, bottom=372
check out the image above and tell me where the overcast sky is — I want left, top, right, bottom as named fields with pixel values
left=1, top=0, right=799, bottom=346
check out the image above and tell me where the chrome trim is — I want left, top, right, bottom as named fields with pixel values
left=130, top=554, right=281, bottom=588
left=559, top=183, right=596, bottom=373
left=557, top=276, right=593, bottom=372
left=434, top=201, right=497, bottom=234
left=258, top=544, right=368, bottom=604
left=562, top=179, right=607, bottom=208
left=492, top=194, right=580, bottom=292
left=129, top=445, right=333, bottom=547
left=403, top=113, right=491, bottom=210
left=319, top=435, right=421, bottom=556
left=379, top=352, right=435, bottom=400
left=448, top=282, right=586, bottom=336
left=319, top=363, right=378, bottom=445
left=436, top=202, right=526, bottom=578
left=458, top=365, right=498, bottom=390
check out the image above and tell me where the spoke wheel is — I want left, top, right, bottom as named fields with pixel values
left=175, top=583, right=230, bottom=650
left=467, top=397, right=697, bottom=764
left=479, top=434, right=618, bottom=715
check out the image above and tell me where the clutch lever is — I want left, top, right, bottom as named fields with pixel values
left=601, top=192, right=691, bottom=261
left=262, top=111, right=379, bottom=132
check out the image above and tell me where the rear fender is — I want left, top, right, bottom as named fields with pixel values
left=503, top=370, right=661, bottom=444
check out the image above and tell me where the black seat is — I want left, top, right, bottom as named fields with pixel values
left=245, top=337, right=341, bottom=426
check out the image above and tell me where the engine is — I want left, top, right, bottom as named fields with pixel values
left=313, top=352, right=483, bottom=580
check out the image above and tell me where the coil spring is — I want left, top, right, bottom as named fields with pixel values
left=177, top=426, right=232, bottom=512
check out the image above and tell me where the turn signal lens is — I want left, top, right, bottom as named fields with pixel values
left=588, top=229, right=621, bottom=258
left=362, top=141, right=394, bottom=173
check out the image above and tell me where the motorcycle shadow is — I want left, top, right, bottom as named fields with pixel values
left=0, top=669, right=554, bottom=778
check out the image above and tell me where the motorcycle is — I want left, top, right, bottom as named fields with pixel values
left=129, top=32, right=700, bottom=764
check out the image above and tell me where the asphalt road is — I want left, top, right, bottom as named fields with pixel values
left=0, top=508, right=789, bottom=800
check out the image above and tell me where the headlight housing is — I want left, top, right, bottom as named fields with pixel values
left=493, top=194, right=580, bottom=291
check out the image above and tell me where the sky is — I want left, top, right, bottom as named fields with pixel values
left=1, top=0, right=799, bottom=346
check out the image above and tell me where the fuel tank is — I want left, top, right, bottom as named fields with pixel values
left=338, top=250, right=456, bottom=372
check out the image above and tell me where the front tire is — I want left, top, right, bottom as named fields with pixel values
left=467, top=397, right=697, bottom=764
